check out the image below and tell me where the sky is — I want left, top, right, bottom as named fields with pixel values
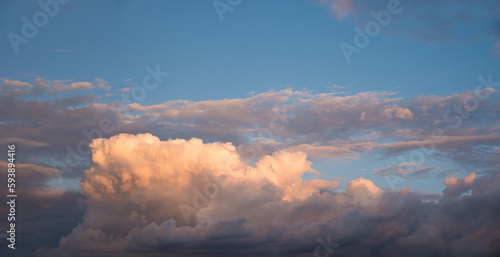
left=0, top=0, right=500, bottom=256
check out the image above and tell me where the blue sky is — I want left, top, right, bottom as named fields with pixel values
left=2, top=1, right=500, bottom=256
left=2, top=0, right=500, bottom=195
left=2, top=0, right=499, bottom=104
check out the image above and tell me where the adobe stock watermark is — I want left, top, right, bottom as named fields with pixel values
left=313, top=235, right=340, bottom=257
left=7, top=0, right=70, bottom=54
left=385, top=74, right=500, bottom=189
left=213, top=0, right=243, bottom=21
left=49, top=64, right=169, bottom=181
left=340, top=0, right=407, bottom=64
left=119, top=64, right=170, bottom=104
left=238, top=106, right=289, bottom=161
left=178, top=171, right=230, bottom=225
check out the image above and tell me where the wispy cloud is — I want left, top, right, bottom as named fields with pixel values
left=374, top=162, right=440, bottom=178
left=320, top=0, right=500, bottom=44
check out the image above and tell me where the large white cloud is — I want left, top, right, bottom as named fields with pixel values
left=35, top=134, right=500, bottom=257
left=4, top=78, right=500, bottom=256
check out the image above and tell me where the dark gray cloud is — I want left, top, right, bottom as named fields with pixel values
left=0, top=162, right=84, bottom=257
left=31, top=134, right=500, bottom=257
left=2, top=77, right=500, bottom=256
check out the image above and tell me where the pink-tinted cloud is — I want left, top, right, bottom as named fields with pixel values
left=0, top=78, right=113, bottom=96
left=383, top=105, right=413, bottom=119
left=94, top=78, right=112, bottom=90
left=320, top=0, right=500, bottom=45
left=35, top=135, right=500, bottom=256
left=53, top=81, right=94, bottom=91
left=3, top=83, right=499, bottom=180
left=2, top=79, right=32, bottom=88
left=374, top=162, right=439, bottom=178
left=443, top=172, right=476, bottom=197
left=0, top=137, right=49, bottom=147
left=320, top=0, right=355, bottom=19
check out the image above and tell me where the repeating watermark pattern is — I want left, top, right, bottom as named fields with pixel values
left=239, top=106, right=290, bottom=161
left=313, top=235, right=340, bottom=257
left=385, top=74, right=500, bottom=189
left=180, top=105, right=289, bottom=224
left=49, top=65, right=169, bottom=182
left=178, top=171, right=230, bottom=225
left=213, top=0, right=243, bottom=21
left=340, top=0, right=407, bottom=64
left=7, top=0, right=70, bottom=54
left=120, top=65, right=170, bottom=104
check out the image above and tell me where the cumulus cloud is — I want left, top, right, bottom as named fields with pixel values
left=443, top=172, right=476, bottom=198
left=35, top=134, right=500, bottom=257
left=36, top=134, right=339, bottom=256
left=94, top=78, right=112, bottom=90
left=121, top=87, right=500, bottom=174
left=0, top=78, right=112, bottom=96
left=383, top=105, right=413, bottom=119
left=2, top=79, right=32, bottom=88
left=345, top=177, right=382, bottom=208
left=0, top=161, right=84, bottom=257
left=2, top=77, right=500, bottom=255
left=3, top=82, right=500, bottom=192
left=2, top=81, right=500, bottom=187
left=53, top=81, right=94, bottom=91
left=82, top=133, right=335, bottom=203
